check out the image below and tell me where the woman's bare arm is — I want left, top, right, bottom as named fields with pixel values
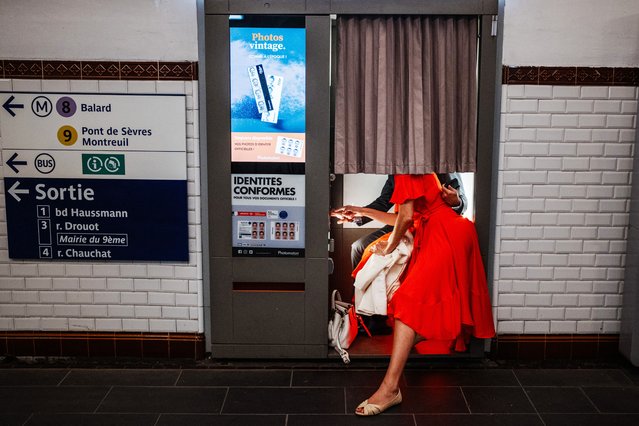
left=338, top=205, right=397, bottom=226
left=371, top=200, right=414, bottom=255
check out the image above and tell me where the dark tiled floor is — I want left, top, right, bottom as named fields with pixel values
left=524, top=387, right=597, bottom=413
left=514, top=368, right=632, bottom=387
left=62, top=369, right=180, bottom=386
left=462, top=387, right=535, bottom=413
left=1, top=363, right=639, bottom=425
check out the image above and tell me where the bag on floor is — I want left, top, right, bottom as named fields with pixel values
left=328, top=289, right=358, bottom=363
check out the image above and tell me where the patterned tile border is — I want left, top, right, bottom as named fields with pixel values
left=1, top=60, right=198, bottom=80
left=82, top=61, right=120, bottom=79
left=5, top=62, right=635, bottom=85
left=503, top=66, right=639, bottom=86
left=491, top=334, right=621, bottom=360
left=0, top=331, right=206, bottom=359
left=4, top=60, right=43, bottom=79
left=42, top=60, right=82, bottom=79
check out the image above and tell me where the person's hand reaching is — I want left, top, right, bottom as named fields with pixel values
left=330, top=205, right=364, bottom=224
left=441, top=185, right=461, bottom=208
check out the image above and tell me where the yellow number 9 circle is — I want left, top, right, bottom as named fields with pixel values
left=57, top=125, right=78, bottom=146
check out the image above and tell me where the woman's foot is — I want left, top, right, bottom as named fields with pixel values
left=355, top=388, right=402, bottom=416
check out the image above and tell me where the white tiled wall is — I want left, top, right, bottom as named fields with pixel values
left=0, top=79, right=203, bottom=333
left=503, top=0, right=639, bottom=68
left=0, top=0, right=198, bottom=61
left=495, top=84, right=638, bottom=334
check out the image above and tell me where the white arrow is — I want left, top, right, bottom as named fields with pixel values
left=8, top=181, right=29, bottom=202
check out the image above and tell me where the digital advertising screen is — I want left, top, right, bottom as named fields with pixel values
left=230, top=16, right=306, bottom=163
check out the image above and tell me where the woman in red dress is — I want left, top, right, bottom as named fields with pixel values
left=353, top=173, right=495, bottom=416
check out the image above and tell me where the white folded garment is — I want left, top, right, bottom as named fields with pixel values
left=354, top=232, right=413, bottom=316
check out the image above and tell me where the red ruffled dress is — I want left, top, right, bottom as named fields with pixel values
left=389, top=174, right=495, bottom=354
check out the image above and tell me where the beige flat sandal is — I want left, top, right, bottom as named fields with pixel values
left=355, top=389, right=402, bottom=416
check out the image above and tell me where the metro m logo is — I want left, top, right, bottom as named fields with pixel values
left=31, top=96, right=52, bottom=117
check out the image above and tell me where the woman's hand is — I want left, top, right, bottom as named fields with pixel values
left=330, top=207, right=352, bottom=223
left=330, top=205, right=365, bottom=224
left=341, top=205, right=364, bottom=217
left=370, top=240, right=389, bottom=256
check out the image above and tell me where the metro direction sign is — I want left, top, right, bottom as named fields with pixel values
left=1, top=92, right=189, bottom=261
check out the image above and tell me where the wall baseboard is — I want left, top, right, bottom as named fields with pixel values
left=491, top=334, right=620, bottom=360
left=0, top=331, right=205, bottom=360
left=1, top=331, right=620, bottom=361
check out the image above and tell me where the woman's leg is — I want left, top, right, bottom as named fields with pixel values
left=356, top=319, right=416, bottom=410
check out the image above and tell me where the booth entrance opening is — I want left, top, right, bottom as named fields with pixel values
left=202, top=0, right=499, bottom=359
left=329, top=172, right=480, bottom=359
